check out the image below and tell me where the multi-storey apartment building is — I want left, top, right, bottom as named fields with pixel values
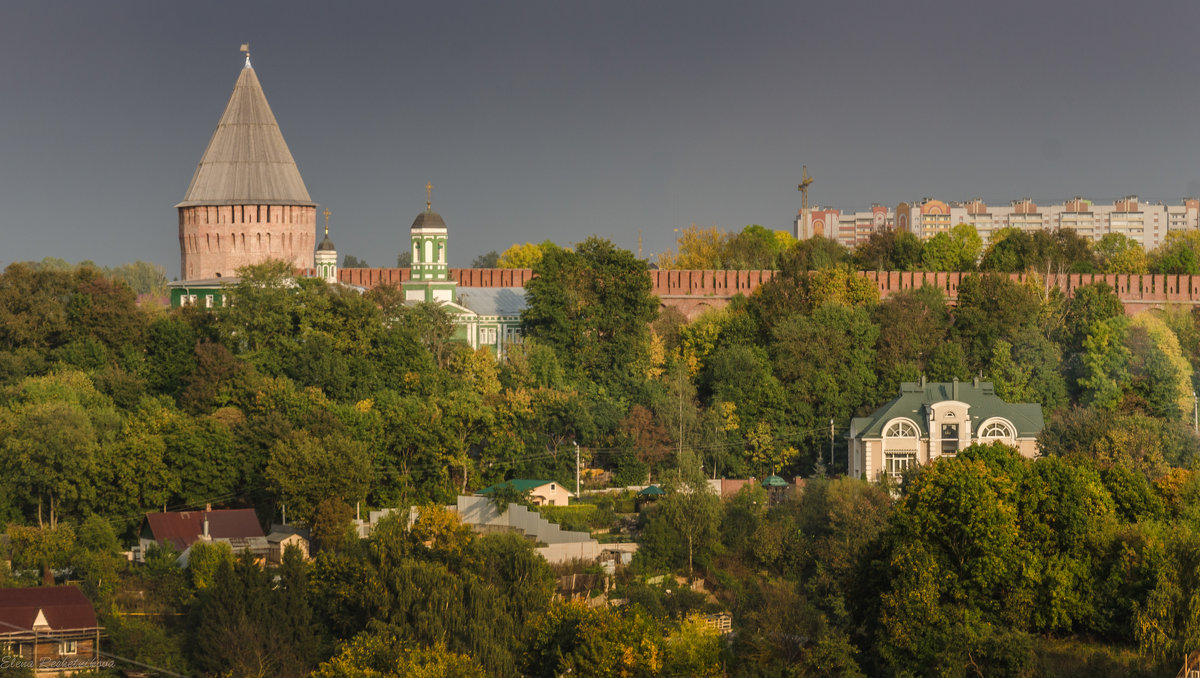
left=797, top=195, right=1200, bottom=250
left=796, top=204, right=891, bottom=241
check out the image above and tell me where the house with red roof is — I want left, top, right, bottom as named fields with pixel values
left=0, top=585, right=103, bottom=675
left=136, top=505, right=269, bottom=565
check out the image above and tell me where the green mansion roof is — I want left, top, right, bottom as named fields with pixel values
left=851, top=380, right=1044, bottom=439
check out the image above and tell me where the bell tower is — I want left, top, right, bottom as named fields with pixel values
left=402, top=183, right=457, bottom=304
left=315, top=208, right=338, bottom=283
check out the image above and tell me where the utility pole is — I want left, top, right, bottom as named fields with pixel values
left=574, top=440, right=581, bottom=499
left=678, top=363, right=684, bottom=459
left=829, top=418, right=834, bottom=468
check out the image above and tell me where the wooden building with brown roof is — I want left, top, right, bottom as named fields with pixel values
left=0, top=586, right=103, bottom=676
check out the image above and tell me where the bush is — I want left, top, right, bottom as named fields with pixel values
left=537, top=505, right=597, bottom=532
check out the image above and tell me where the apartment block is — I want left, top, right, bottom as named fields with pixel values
left=795, top=196, right=1200, bottom=250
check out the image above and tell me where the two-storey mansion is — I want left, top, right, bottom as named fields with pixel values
left=848, top=378, right=1044, bottom=482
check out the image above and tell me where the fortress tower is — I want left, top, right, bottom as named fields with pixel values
left=177, top=51, right=316, bottom=280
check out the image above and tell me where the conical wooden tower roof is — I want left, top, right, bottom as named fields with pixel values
left=177, top=59, right=314, bottom=207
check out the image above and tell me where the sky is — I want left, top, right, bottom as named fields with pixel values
left=3, top=1, right=1200, bottom=275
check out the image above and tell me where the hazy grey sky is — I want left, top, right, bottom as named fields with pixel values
left=3, top=1, right=1200, bottom=274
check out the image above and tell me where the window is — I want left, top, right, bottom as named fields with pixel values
left=885, top=452, right=915, bottom=478
left=59, top=640, right=77, bottom=655
left=205, top=294, right=214, bottom=308
left=941, top=423, right=959, bottom=456
left=885, top=420, right=919, bottom=439
left=979, top=419, right=1016, bottom=442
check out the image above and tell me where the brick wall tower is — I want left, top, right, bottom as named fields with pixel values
left=176, top=51, right=316, bottom=280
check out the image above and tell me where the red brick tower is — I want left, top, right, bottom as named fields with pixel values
left=177, top=51, right=316, bottom=280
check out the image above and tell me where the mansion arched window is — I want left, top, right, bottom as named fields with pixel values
left=885, top=420, right=919, bottom=439
left=978, top=419, right=1016, bottom=443
left=883, top=419, right=919, bottom=479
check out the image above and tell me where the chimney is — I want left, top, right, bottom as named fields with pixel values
left=953, top=377, right=959, bottom=401
left=202, top=515, right=210, bottom=539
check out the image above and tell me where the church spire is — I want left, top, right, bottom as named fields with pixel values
left=426, top=182, right=433, bottom=212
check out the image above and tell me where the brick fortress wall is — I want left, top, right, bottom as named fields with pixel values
left=333, top=268, right=1200, bottom=319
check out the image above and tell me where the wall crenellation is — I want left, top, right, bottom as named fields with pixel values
left=323, top=267, right=1200, bottom=320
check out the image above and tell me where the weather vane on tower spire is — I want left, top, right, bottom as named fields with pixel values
left=426, top=182, right=433, bottom=211
left=240, top=43, right=251, bottom=68
left=323, top=208, right=331, bottom=237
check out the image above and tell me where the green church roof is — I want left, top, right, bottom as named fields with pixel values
left=850, top=380, right=1044, bottom=439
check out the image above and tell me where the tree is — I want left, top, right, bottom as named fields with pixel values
left=311, top=497, right=356, bottom=554
left=872, top=285, right=951, bottom=396
left=987, top=330, right=1067, bottom=413
left=524, top=600, right=664, bottom=678
left=877, top=448, right=1038, bottom=673
left=660, top=451, right=722, bottom=575
left=471, top=250, right=499, bottom=268
left=107, top=260, right=169, bottom=296
left=341, top=254, right=368, bottom=268
left=1061, top=282, right=1124, bottom=356
left=218, top=260, right=299, bottom=374
left=981, top=227, right=1096, bottom=273
left=952, top=273, right=1044, bottom=370
left=1150, top=231, right=1200, bottom=274
left=663, top=614, right=724, bottom=678
left=749, top=265, right=879, bottom=339
left=396, top=250, right=412, bottom=267
left=853, top=229, right=924, bottom=271
left=1078, top=317, right=1132, bottom=410
left=659, top=225, right=727, bottom=269
left=724, top=225, right=793, bottom=269
left=770, top=303, right=879, bottom=468
left=619, top=404, right=671, bottom=483
left=190, top=551, right=316, bottom=677
left=266, top=430, right=375, bottom=523
left=921, top=223, right=982, bottom=271
left=3, top=400, right=98, bottom=526
left=521, top=237, right=658, bottom=391
left=1095, top=233, right=1148, bottom=274
left=187, top=540, right=234, bottom=590
left=784, top=236, right=851, bottom=271
left=1128, top=313, right=1194, bottom=420
left=313, top=634, right=485, bottom=678
left=498, top=241, right=558, bottom=269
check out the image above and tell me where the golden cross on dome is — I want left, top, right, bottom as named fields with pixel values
left=426, top=182, right=433, bottom=211
left=323, top=208, right=331, bottom=236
